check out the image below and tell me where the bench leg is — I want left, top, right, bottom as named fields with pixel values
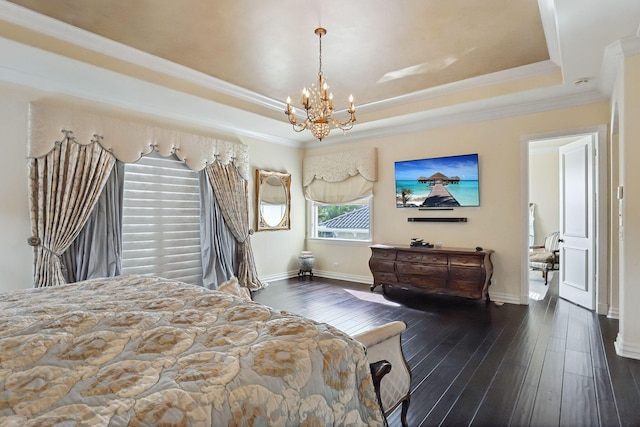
left=400, top=397, right=410, bottom=427
left=369, top=360, right=392, bottom=426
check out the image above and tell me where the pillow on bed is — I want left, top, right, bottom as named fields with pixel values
left=218, top=276, right=252, bottom=301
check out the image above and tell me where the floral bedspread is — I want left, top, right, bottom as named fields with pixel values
left=0, top=275, right=384, bottom=426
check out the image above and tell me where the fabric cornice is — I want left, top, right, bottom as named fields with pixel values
left=27, top=101, right=250, bottom=180
left=302, top=147, right=377, bottom=186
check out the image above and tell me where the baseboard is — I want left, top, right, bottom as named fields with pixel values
left=258, top=270, right=299, bottom=284
left=311, top=270, right=373, bottom=285
left=489, top=291, right=522, bottom=306
left=614, top=333, right=640, bottom=360
left=599, top=302, right=611, bottom=317
left=607, top=306, right=619, bottom=319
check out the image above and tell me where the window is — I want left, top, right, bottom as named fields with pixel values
left=310, top=199, right=372, bottom=241
left=121, top=152, right=203, bottom=285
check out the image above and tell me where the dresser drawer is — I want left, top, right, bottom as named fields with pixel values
left=373, top=272, right=398, bottom=284
left=396, top=262, right=448, bottom=278
left=449, top=266, right=483, bottom=282
left=369, top=260, right=396, bottom=273
left=447, top=280, right=484, bottom=299
left=449, top=255, right=483, bottom=267
left=371, top=248, right=397, bottom=260
left=396, top=251, right=448, bottom=265
left=398, top=274, right=447, bottom=290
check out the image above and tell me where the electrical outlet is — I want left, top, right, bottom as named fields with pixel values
left=333, top=262, right=339, bottom=267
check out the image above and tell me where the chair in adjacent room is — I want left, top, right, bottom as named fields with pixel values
left=353, top=321, right=411, bottom=427
left=529, top=231, right=560, bottom=285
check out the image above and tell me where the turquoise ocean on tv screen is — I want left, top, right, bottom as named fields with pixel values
left=396, top=180, right=479, bottom=207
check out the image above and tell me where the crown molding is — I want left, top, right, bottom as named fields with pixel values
left=599, top=33, right=640, bottom=96
left=308, top=86, right=607, bottom=147
left=536, top=0, right=561, bottom=66
left=0, top=35, right=300, bottom=147
left=357, top=61, right=560, bottom=114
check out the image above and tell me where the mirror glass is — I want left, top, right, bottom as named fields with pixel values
left=256, top=169, right=291, bottom=231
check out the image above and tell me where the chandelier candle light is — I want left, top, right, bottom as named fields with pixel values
left=285, top=27, right=356, bottom=141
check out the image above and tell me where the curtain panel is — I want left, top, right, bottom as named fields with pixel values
left=205, top=161, right=266, bottom=291
left=303, top=147, right=378, bottom=204
left=199, top=169, right=238, bottom=289
left=62, top=161, right=124, bottom=283
left=28, top=134, right=116, bottom=287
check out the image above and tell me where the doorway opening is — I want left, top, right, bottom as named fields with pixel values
left=528, top=136, right=578, bottom=302
left=525, top=126, right=607, bottom=313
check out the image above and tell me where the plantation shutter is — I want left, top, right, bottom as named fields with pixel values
left=121, top=152, right=203, bottom=284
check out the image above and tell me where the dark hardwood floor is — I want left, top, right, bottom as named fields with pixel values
left=253, top=274, right=640, bottom=427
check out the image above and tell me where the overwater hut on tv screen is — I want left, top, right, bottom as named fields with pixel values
left=394, top=153, right=480, bottom=208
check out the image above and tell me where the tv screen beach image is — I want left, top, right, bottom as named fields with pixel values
left=395, top=153, right=480, bottom=207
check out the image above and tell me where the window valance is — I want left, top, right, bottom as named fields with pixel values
left=27, top=101, right=250, bottom=180
left=303, top=147, right=377, bottom=204
left=302, top=147, right=377, bottom=186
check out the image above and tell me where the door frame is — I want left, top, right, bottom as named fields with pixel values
left=521, top=125, right=608, bottom=314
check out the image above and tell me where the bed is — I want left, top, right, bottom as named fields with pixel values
left=0, top=275, right=385, bottom=426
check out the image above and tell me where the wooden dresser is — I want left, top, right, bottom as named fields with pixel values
left=369, top=245, right=494, bottom=301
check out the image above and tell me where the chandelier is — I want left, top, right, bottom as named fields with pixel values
left=285, top=27, right=356, bottom=141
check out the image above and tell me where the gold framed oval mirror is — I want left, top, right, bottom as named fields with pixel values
left=256, top=169, right=291, bottom=231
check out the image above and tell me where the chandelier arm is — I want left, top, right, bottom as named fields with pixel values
left=291, top=117, right=309, bottom=132
left=330, top=117, right=355, bottom=131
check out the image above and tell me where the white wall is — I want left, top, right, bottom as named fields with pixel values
left=614, top=53, right=640, bottom=359
left=307, top=102, right=610, bottom=304
left=608, top=108, right=620, bottom=319
left=0, top=83, right=41, bottom=291
left=240, top=135, right=306, bottom=282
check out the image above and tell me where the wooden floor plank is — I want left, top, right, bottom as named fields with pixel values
left=565, top=348, right=594, bottom=377
left=471, top=289, right=555, bottom=426
left=438, top=319, right=526, bottom=426
left=510, top=296, right=558, bottom=426
left=529, top=344, right=565, bottom=426
left=560, top=372, right=598, bottom=427
left=410, top=325, right=493, bottom=422
left=592, top=367, right=621, bottom=426
left=420, top=328, right=502, bottom=426
left=566, top=302, right=593, bottom=354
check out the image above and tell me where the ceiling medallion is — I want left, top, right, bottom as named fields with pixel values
left=285, top=27, right=356, bottom=141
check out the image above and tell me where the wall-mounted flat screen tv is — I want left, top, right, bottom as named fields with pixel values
left=395, top=153, right=480, bottom=208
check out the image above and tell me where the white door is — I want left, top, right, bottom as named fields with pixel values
left=558, top=135, right=596, bottom=310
